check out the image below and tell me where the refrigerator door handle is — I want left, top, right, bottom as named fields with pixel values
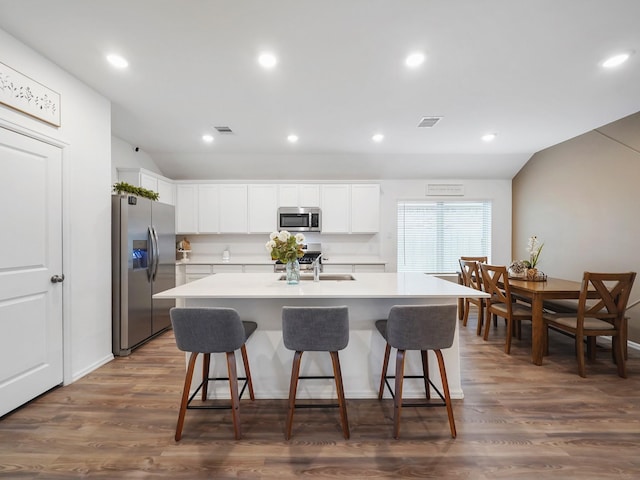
left=147, top=225, right=154, bottom=281
left=151, top=226, right=160, bottom=281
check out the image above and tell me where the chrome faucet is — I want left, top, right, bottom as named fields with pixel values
left=312, top=256, right=322, bottom=282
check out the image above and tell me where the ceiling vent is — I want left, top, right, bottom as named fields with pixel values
left=417, top=116, right=442, bottom=128
left=214, top=126, right=234, bottom=134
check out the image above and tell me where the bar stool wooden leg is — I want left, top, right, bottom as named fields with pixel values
left=226, top=351, right=241, bottom=440
left=176, top=352, right=198, bottom=441
left=330, top=351, right=350, bottom=439
left=285, top=351, right=303, bottom=440
left=201, top=353, right=210, bottom=401
left=393, top=349, right=406, bottom=439
left=240, top=344, right=255, bottom=400
left=378, top=342, right=391, bottom=399
left=434, top=349, right=456, bottom=438
left=421, top=350, right=430, bottom=400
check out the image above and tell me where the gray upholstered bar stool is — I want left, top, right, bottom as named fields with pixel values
left=170, top=307, right=257, bottom=441
left=282, top=306, right=350, bottom=440
left=375, top=304, right=457, bottom=439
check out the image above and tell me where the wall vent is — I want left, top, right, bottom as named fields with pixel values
left=417, top=116, right=443, bottom=128
left=215, top=126, right=234, bottom=134
left=426, top=183, right=465, bottom=196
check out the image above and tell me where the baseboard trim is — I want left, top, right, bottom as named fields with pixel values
left=66, top=354, right=114, bottom=385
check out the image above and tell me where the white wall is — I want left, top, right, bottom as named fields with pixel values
left=111, top=137, right=163, bottom=184
left=180, top=179, right=512, bottom=271
left=0, top=28, right=113, bottom=383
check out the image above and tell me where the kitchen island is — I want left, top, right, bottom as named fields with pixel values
left=154, top=272, right=487, bottom=399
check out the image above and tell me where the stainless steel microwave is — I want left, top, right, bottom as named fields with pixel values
left=277, top=207, right=321, bottom=232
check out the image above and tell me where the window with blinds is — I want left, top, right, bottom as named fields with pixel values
left=397, top=200, right=492, bottom=273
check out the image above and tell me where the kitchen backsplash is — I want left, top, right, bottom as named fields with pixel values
left=177, top=233, right=381, bottom=259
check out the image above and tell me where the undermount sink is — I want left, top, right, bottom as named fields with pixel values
left=278, top=273, right=356, bottom=281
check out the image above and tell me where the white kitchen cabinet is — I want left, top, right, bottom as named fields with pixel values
left=320, top=184, right=350, bottom=233
left=249, top=184, right=278, bottom=233
left=219, top=184, right=248, bottom=233
left=212, top=264, right=243, bottom=273
left=175, top=184, right=198, bottom=233
left=198, top=184, right=220, bottom=233
left=299, top=184, right=320, bottom=207
left=156, top=178, right=175, bottom=205
left=278, top=184, right=320, bottom=207
left=278, top=184, right=299, bottom=207
left=117, top=168, right=175, bottom=205
left=323, top=263, right=386, bottom=273
left=243, top=264, right=275, bottom=273
left=350, top=184, right=380, bottom=233
left=185, top=264, right=212, bottom=281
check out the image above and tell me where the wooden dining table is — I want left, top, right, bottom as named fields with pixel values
left=507, top=276, right=589, bottom=365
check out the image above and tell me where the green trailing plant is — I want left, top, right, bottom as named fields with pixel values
left=112, top=181, right=159, bottom=201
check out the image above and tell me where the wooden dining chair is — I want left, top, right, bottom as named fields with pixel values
left=543, top=271, right=636, bottom=378
left=459, top=259, right=486, bottom=336
left=479, top=263, right=533, bottom=354
left=460, top=256, right=488, bottom=263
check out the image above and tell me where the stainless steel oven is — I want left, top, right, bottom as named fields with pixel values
left=277, top=207, right=321, bottom=232
left=274, top=243, right=322, bottom=272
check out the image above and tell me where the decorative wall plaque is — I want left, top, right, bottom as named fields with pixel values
left=0, top=61, right=61, bottom=127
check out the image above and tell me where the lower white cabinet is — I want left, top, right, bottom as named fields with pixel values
left=323, top=263, right=386, bottom=273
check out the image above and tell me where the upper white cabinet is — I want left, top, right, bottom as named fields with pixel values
left=198, top=184, right=220, bottom=233
left=175, top=184, right=198, bottom=233
left=249, top=184, right=278, bottom=233
left=117, top=168, right=175, bottom=205
left=175, top=182, right=380, bottom=234
left=320, top=184, right=351, bottom=233
left=278, top=184, right=320, bottom=207
left=350, top=184, right=380, bottom=233
left=219, top=184, right=248, bottom=233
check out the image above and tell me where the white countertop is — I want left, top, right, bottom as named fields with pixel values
left=176, top=255, right=387, bottom=266
left=154, top=272, right=487, bottom=299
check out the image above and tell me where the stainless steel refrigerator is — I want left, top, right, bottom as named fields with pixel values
left=112, top=195, right=175, bottom=356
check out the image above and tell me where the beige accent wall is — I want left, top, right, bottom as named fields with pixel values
left=513, top=111, right=640, bottom=343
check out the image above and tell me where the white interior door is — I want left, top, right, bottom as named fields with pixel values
left=0, top=126, right=63, bottom=417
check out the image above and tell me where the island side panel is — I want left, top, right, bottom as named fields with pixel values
left=184, top=296, right=462, bottom=400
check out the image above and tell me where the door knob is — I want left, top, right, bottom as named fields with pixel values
left=50, top=274, right=65, bottom=283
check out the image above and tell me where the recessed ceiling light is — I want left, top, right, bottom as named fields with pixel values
left=287, top=134, right=298, bottom=143
left=106, top=53, right=128, bottom=69
left=405, top=52, right=425, bottom=68
left=258, top=52, right=278, bottom=69
left=601, top=52, right=632, bottom=68
left=202, top=134, right=214, bottom=143
left=372, top=133, right=384, bottom=143
left=482, top=133, right=497, bottom=142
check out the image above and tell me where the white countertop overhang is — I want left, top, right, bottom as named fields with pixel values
left=154, top=272, right=488, bottom=300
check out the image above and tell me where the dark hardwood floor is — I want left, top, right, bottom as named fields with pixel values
left=1, top=310, right=639, bottom=479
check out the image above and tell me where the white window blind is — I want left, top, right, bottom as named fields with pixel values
left=397, top=200, right=492, bottom=273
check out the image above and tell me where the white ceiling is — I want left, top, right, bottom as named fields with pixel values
left=1, top=0, right=639, bottom=180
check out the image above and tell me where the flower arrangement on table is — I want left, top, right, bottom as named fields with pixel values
left=524, top=235, right=544, bottom=270
left=265, top=230, right=305, bottom=263
left=508, top=235, right=545, bottom=281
